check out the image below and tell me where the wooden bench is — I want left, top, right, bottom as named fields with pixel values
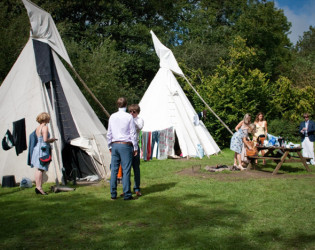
left=246, top=146, right=312, bottom=175
left=247, top=155, right=312, bottom=162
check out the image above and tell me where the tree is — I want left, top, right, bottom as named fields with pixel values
left=174, top=0, right=247, bottom=76
left=64, top=38, right=135, bottom=123
left=288, top=26, right=315, bottom=89
left=182, top=37, right=271, bottom=147
left=270, top=76, right=315, bottom=122
left=234, top=0, right=292, bottom=79
left=0, top=0, right=29, bottom=82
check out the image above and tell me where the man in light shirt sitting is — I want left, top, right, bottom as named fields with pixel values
left=107, top=97, right=138, bottom=200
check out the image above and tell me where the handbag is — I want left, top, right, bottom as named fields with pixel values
left=246, top=141, right=258, bottom=156
left=39, top=154, right=52, bottom=166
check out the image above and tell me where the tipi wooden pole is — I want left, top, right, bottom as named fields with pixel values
left=40, top=82, right=61, bottom=185
left=69, top=66, right=111, bottom=118
left=48, top=81, right=65, bottom=185
left=183, top=76, right=234, bottom=135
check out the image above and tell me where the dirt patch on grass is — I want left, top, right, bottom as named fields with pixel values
left=177, top=166, right=315, bottom=182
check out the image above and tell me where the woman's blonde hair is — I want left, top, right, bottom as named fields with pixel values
left=248, top=123, right=256, bottom=134
left=243, top=113, right=251, bottom=125
left=36, top=112, right=50, bottom=124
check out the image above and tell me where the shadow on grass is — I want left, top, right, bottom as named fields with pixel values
left=251, top=162, right=311, bottom=174
left=0, top=180, right=314, bottom=249
left=0, top=183, right=247, bottom=249
left=252, top=229, right=315, bottom=249
left=0, top=187, right=24, bottom=197
left=141, top=182, right=177, bottom=195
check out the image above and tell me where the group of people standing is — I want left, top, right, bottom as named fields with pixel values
left=230, top=112, right=267, bottom=170
left=230, top=111, right=315, bottom=169
left=107, top=97, right=144, bottom=200
left=29, top=106, right=314, bottom=196
left=30, top=97, right=144, bottom=199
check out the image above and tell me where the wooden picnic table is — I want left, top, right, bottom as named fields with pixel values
left=247, top=146, right=311, bottom=175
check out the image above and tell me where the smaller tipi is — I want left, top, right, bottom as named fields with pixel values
left=139, top=31, right=220, bottom=159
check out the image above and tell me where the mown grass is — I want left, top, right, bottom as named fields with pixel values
left=0, top=149, right=314, bottom=249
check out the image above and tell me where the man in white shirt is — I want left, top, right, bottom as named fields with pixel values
left=107, top=97, right=137, bottom=200
left=299, top=113, right=315, bottom=165
left=128, top=104, right=144, bottom=196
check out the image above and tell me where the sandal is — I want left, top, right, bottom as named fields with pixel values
left=238, top=165, right=245, bottom=171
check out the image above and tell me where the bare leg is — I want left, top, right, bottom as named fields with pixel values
left=234, top=152, right=238, bottom=166
left=35, top=168, right=45, bottom=194
left=237, top=153, right=245, bottom=170
left=262, top=150, right=266, bottom=165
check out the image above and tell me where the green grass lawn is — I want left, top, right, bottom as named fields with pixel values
left=1, top=149, right=314, bottom=249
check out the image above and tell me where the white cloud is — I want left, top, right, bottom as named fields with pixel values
left=275, top=1, right=315, bottom=45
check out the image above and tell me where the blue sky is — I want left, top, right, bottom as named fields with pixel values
left=272, top=0, right=315, bottom=45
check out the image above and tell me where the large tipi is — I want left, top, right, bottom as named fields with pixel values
left=0, top=0, right=110, bottom=184
left=139, top=31, right=220, bottom=159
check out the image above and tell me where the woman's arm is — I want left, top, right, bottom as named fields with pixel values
left=264, top=121, right=268, bottom=134
left=235, top=121, right=243, bottom=131
left=243, top=137, right=253, bottom=149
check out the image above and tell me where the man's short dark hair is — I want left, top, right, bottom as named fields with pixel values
left=117, top=97, right=127, bottom=108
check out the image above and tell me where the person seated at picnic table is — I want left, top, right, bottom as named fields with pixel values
left=230, top=123, right=256, bottom=171
left=253, top=112, right=268, bottom=165
left=235, top=113, right=252, bottom=166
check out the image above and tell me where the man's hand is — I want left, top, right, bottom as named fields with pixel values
left=133, top=150, right=138, bottom=157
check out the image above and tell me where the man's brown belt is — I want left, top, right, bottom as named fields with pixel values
left=112, top=141, right=132, bottom=146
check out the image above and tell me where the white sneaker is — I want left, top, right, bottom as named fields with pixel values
left=238, top=165, right=245, bottom=171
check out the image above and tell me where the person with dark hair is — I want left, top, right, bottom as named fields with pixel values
left=31, top=112, right=57, bottom=195
left=299, top=113, right=315, bottom=165
left=128, top=104, right=144, bottom=196
left=254, top=112, right=268, bottom=164
left=254, top=112, right=268, bottom=140
left=107, top=97, right=138, bottom=200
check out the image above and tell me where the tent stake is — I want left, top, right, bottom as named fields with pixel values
left=183, top=76, right=233, bottom=135
left=69, top=66, right=111, bottom=118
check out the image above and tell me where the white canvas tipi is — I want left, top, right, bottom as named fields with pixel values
left=139, top=31, right=220, bottom=159
left=0, top=0, right=110, bottom=184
